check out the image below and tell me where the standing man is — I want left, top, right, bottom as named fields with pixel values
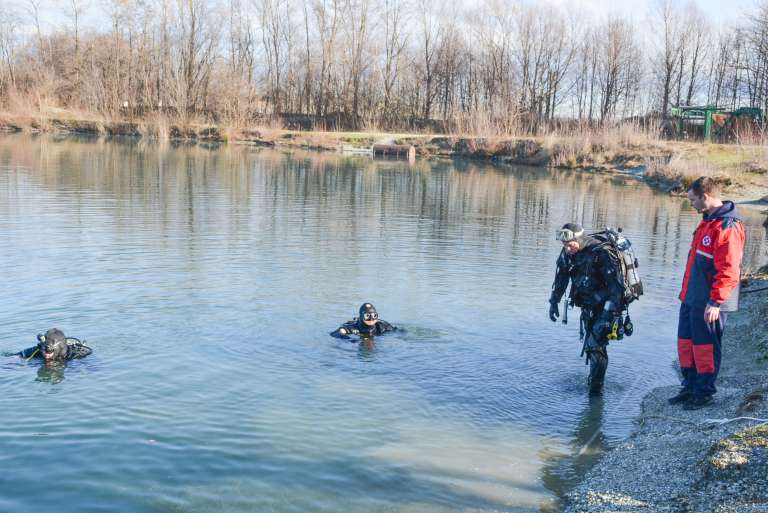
left=670, top=177, right=745, bottom=409
left=549, top=223, right=626, bottom=396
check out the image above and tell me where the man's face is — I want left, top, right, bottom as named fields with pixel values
left=361, top=311, right=378, bottom=327
left=687, top=189, right=716, bottom=213
left=562, top=240, right=581, bottom=255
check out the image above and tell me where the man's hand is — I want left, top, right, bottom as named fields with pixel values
left=704, top=303, right=721, bottom=324
left=549, top=302, right=559, bottom=322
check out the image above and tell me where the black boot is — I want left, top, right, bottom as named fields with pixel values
left=668, top=389, right=693, bottom=405
left=587, top=349, right=608, bottom=396
left=683, top=394, right=713, bottom=410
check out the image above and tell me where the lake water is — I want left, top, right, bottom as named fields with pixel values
left=1, top=134, right=766, bottom=512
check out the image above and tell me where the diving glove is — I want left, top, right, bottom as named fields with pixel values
left=548, top=301, right=560, bottom=322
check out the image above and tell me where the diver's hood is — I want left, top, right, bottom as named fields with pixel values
left=37, top=329, right=69, bottom=360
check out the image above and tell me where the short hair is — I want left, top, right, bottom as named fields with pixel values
left=688, top=176, right=721, bottom=197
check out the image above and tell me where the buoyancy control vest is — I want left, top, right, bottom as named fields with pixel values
left=589, top=228, right=644, bottom=308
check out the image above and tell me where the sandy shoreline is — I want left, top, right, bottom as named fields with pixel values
left=564, top=276, right=768, bottom=513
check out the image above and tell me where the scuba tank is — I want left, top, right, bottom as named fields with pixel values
left=612, top=230, right=643, bottom=303
left=591, top=227, right=644, bottom=305
left=591, top=227, right=644, bottom=340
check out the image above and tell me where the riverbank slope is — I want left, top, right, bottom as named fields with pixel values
left=564, top=274, right=768, bottom=513
left=2, top=112, right=767, bottom=203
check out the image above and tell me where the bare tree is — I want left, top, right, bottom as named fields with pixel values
left=596, top=18, right=638, bottom=122
left=0, top=3, right=18, bottom=93
left=380, top=0, right=407, bottom=126
left=5, top=0, right=756, bottom=134
left=684, top=4, right=709, bottom=105
left=652, top=0, right=683, bottom=114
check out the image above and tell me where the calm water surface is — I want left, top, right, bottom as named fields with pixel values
left=1, top=135, right=766, bottom=512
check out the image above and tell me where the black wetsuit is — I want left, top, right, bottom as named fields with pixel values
left=330, top=319, right=397, bottom=339
left=550, top=236, right=624, bottom=390
left=18, top=341, right=92, bottom=361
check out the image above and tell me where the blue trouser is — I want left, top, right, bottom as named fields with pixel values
left=676, top=303, right=727, bottom=397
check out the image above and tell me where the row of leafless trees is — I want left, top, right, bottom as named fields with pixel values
left=0, top=0, right=767, bottom=133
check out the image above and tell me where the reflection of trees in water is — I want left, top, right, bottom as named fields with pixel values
left=1, top=135, right=766, bottom=269
left=762, top=213, right=768, bottom=245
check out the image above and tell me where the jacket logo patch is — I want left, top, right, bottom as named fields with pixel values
left=702, top=235, right=712, bottom=246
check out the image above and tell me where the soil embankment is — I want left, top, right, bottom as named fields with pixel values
left=1, top=114, right=767, bottom=203
left=564, top=275, right=768, bottom=513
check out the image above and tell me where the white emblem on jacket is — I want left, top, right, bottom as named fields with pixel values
left=702, top=235, right=712, bottom=246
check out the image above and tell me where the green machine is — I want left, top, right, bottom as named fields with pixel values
left=663, top=106, right=763, bottom=141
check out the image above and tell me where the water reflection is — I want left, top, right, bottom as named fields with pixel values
left=2, top=135, right=766, bottom=272
left=35, top=362, right=67, bottom=384
left=357, top=338, right=377, bottom=356
left=540, top=396, right=607, bottom=503
left=763, top=213, right=767, bottom=239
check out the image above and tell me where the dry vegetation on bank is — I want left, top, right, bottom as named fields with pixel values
left=2, top=108, right=767, bottom=202
left=2, top=0, right=768, bottom=202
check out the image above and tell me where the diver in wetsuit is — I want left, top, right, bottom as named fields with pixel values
left=549, top=224, right=625, bottom=395
left=330, top=303, right=397, bottom=339
left=17, top=328, right=92, bottom=362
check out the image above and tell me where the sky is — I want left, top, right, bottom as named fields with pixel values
left=20, top=0, right=763, bottom=33
left=547, top=0, right=756, bottom=24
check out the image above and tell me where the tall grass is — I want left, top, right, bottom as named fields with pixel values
left=447, top=109, right=523, bottom=138
left=545, top=122, right=661, bottom=168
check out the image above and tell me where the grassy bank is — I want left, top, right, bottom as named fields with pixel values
left=2, top=111, right=767, bottom=203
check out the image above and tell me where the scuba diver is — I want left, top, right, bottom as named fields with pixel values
left=548, top=223, right=642, bottom=395
left=330, top=303, right=397, bottom=340
left=17, top=328, right=92, bottom=362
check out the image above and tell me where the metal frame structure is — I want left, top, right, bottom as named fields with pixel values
left=665, top=105, right=763, bottom=141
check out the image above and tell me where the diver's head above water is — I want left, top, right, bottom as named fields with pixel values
left=37, top=328, right=68, bottom=362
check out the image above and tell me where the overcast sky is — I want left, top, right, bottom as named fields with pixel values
left=26, top=0, right=761, bottom=33
left=547, top=0, right=755, bottom=23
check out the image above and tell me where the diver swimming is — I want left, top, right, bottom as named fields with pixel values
left=17, top=328, right=92, bottom=362
left=330, top=303, right=397, bottom=339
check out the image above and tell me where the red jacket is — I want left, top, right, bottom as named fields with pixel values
left=679, top=201, right=745, bottom=311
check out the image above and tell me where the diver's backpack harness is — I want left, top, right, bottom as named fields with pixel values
left=590, top=227, right=643, bottom=341
left=590, top=227, right=644, bottom=306
left=565, top=227, right=644, bottom=345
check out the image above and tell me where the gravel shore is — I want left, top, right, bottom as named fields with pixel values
left=564, top=277, right=768, bottom=513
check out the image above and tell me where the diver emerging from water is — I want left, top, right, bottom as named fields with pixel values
left=330, top=303, right=397, bottom=339
left=17, top=328, right=92, bottom=362
left=549, top=223, right=642, bottom=395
